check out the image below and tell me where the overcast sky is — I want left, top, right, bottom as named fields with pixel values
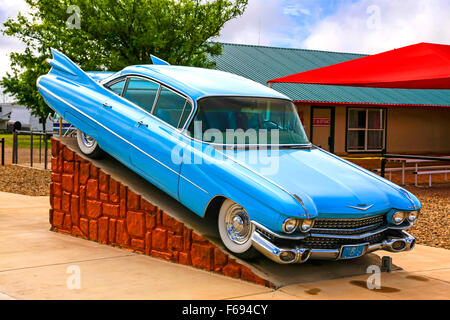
left=1, top=0, right=450, bottom=80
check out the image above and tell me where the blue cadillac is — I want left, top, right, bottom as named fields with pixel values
left=37, top=49, right=421, bottom=264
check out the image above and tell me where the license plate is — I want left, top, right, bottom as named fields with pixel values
left=341, top=244, right=365, bottom=259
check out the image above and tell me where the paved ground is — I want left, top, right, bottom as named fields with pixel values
left=0, top=191, right=449, bottom=300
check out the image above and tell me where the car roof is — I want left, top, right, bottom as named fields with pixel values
left=115, top=65, right=290, bottom=101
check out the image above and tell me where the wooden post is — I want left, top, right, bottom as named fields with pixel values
left=12, top=130, right=17, bottom=164
left=380, top=148, right=386, bottom=178
left=1, top=138, right=4, bottom=166
left=44, top=133, right=48, bottom=170
left=59, top=117, right=63, bottom=136
left=402, top=161, right=405, bottom=185
left=30, top=131, right=33, bottom=167
left=415, top=163, right=418, bottom=186
left=39, top=134, right=42, bottom=163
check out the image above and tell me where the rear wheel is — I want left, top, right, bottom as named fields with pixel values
left=218, top=199, right=259, bottom=259
left=76, top=129, right=105, bottom=159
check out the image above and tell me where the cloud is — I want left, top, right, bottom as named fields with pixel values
left=0, top=0, right=28, bottom=78
left=218, top=0, right=300, bottom=47
left=302, top=0, right=450, bottom=54
left=283, top=5, right=311, bottom=17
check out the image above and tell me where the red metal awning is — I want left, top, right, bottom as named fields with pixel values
left=269, top=42, right=450, bottom=90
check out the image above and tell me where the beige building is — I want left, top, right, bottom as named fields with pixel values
left=296, top=104, right=450, bottom=155
left=213, top=43, right=450, bottom=155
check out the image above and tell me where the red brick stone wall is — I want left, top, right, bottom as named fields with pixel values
left=50, top=138, right=273, bottom=288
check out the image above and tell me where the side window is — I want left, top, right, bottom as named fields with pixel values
left=153, top=87, right=192, bottom=128
left=108, top=80, right=125, bottom=95
left=123, top=77, right=160, bottom=113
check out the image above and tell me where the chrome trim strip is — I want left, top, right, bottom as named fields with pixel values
left=293, top=194, right=310, bottom=219
left=177, top=100, right=189, bottom=129
left=38, top=84, right=208, bottom=195
left=251, top=221, right=309, bottom=240
left=150, top=81, right=161, bottom=114
left=347, top=204, right=374, bottom=211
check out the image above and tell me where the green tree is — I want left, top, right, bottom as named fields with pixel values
left=1, top=0, right=248, bottom=130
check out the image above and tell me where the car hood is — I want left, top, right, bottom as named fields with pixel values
left=224, top=147, right=420, bottom=218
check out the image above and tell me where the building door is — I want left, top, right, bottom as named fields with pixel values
left=310, top=106, right=335, bottom=153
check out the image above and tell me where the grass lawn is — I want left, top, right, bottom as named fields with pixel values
left=0, top=133, right=52, bottom=149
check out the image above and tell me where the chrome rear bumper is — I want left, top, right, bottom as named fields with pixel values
left=251, top=229, right=415, bottom=264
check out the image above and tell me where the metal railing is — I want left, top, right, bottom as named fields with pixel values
left=12, top=130, right=53, bottom=169
left=380, top=149, right=450, bottom=178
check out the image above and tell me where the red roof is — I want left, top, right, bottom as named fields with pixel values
left=269, top=42, right=450, bottom=90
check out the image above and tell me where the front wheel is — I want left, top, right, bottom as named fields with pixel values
left=76, top=129, right=105, bottom=159
left=218, top=199, right=259, bottom=259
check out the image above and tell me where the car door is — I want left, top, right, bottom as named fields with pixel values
left=100, top=77, right=160, bottom=165
left=130, top=86, right=193, bottom=200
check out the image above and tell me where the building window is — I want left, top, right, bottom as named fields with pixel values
left=347, top=108, right=385, bottom=152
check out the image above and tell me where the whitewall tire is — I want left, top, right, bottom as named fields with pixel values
left=218, top=199, right=258, bottom=258
left=76, top=129, right=105, bottom=159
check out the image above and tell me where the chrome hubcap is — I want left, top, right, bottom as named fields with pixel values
left=81, top=132, right=95, bottom=148
left=225, top=204, right=251, bottom=244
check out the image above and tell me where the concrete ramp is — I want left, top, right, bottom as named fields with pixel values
left=50, top=137, right=399, bottom=288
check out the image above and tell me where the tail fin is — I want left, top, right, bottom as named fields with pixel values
left=46, top=48, right=98, bottom=88
left=151, top=54, right=170, bottom=66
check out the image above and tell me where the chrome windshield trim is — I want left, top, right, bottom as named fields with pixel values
left=38, top=84, right=208, bottom=195
left=182, top=95, right=311, bottom=147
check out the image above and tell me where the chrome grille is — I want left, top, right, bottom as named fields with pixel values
left=303, top=214, right=388, bottom=249
left=313, top=215, right=386, bottom=230
left=301, top=232, right=386, bottom=250
left=255, top=227, right=275, bottom=241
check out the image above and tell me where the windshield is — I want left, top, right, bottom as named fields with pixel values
left=187, top=97, right=310, bottom=145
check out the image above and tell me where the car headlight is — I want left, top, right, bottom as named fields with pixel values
left=282, top=218, right=299, bottom=233
left=299, top=219, right=314, bottom=232
left=392, top=212, right=406, bottom=225
left=407, top=211, right=419, bottom=222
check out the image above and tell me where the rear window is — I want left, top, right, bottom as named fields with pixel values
left=122, top=77, right=160, bottom=113
left=152, top=87, right=192, bottom=128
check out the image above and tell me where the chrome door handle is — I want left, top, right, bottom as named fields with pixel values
left=102, top=102, right=112, bottom=108
left=137, top=121, right=148, bottom=128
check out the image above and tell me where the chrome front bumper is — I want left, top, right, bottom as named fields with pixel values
left=251, top=229, right=416, bottom=264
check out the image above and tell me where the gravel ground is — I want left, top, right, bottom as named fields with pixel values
left=0, top=165, right=51, bottom=196
left=405, top=184, right=450, bottom=250
left=0, top=164, right=448, bottom=249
